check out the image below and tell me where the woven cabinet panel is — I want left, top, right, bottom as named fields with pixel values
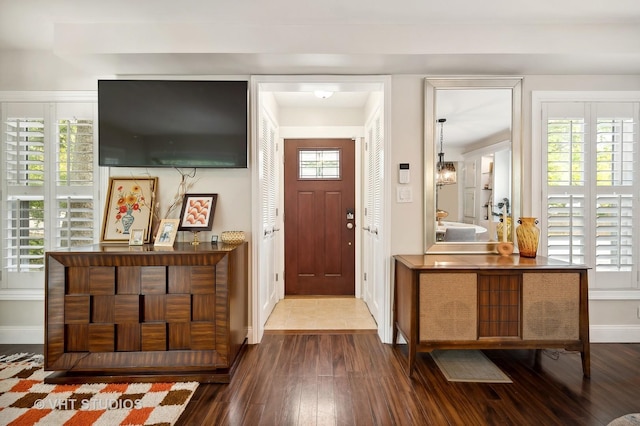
left=65, top=324, right=88, bottom=352
left=88, top=324, right=115, bottom=352
left=522, top=273, right=579, bottom=340
left=419, top=273, right=477, bottom=341
left=141, top=323, right=167, bottom=351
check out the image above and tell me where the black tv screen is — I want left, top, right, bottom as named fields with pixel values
left=98, top=80, right=248, bottom=168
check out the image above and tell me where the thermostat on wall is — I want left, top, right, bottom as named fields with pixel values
left=399, top=163, right=410, bottom=183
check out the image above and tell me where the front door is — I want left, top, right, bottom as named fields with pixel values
left=284, top=139, right=356, bottom=295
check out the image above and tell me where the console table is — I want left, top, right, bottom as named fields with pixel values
left=44, top=242, right=248, bottom=384
left=393, top=254, right=590, bottom=378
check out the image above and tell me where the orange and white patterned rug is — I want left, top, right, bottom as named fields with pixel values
left=0, top=354, right=198, bottom=426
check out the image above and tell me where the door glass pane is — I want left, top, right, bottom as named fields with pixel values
left=299, top=149, right=340, bottom=179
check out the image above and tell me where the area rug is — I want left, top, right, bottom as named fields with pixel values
left=431, top=349, right=512, bottom=383
left=608, top=413, right=640, bottom=426
left=0, top=354, right=198, bottom=426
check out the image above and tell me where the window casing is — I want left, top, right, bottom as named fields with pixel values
left=1, top=98, right=99, bottom=291
left=541, top=101, right=639, bottom=290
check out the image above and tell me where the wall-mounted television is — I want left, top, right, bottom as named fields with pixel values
left=98, top=79, right=248, bottom=168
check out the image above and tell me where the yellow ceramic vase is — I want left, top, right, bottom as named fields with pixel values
left=516, top=217, right=540, bottom=258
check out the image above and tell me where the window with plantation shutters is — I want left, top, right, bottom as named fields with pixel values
left=1, top=99, right=98, bottom=290
left=542, top=101, right=639, bottom=290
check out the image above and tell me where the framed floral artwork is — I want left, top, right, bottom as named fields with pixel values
left=101, top=177, right=158, bottom=243
left=178, top=193, right=218, bottom=231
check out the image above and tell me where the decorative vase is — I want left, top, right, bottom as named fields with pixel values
left=121, top=210, right=135, bottom=234
left=496, top=216, right=512, bottom=242
left=497, top=241, right=514, bottom=257
left=516, top=217, right=540, bottom=258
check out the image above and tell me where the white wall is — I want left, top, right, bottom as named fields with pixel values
left=2, top=50, right=640, bottom=342
left=103, top=167, right=252, bottom=243
left=389, top=74, right=640, bottom=341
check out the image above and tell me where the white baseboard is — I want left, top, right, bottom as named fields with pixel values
left=0, top=326, right=44, bottom=344
left=590, top=325, right=640, bottom=343
left=246, top=326, right=255, bottom=344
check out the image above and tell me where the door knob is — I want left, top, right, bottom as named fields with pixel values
left=346, top=223, right=354, bottom=229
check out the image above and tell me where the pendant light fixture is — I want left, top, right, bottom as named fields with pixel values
left=435, top=118, right=457, bottom=186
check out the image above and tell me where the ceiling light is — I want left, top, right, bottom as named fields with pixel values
left=436, top=118, right=457, bottom=187
left=313, top=90, right=334, bottom=99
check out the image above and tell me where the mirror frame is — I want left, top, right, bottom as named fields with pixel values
left=424, top=76, right=523, bottom=254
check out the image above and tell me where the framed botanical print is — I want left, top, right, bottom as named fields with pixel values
left=178, top=194, right=218, bottom=231
left=101, top=177, right=158, bottom=243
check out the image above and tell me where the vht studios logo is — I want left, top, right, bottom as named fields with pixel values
left=33, top=398, right=143, bottom=410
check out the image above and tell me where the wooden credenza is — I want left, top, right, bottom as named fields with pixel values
left=44, top=242, right=248, bottom=384
left=393, top=254, right=590, bottom=378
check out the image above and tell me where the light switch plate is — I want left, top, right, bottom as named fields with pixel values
left=397, top=186, right=413, bottom=203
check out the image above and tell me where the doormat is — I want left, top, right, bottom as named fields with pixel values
left=431, top=349, right=512, bottom=383
left=0, top=356, right=198, bottom=426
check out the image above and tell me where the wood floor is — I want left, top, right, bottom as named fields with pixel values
left=3, top=337, right=639, bottom=425
left=179, top=334, right=640, bottom=426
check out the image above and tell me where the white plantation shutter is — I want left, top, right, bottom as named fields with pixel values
left=5, top=118, right=45, bottom=186
left=1, top=100, right=98, bottom=289
left=56, top=118, right=94, bottom=187
left=55, top=196, right=95, bottom=249
left=595, top=194, right=633, bottom=272
left=542, top=101, right=639, bottom=290
left=3, top=105, right=47, bottom=278
left=546, top=194, right=586, bottom=265
left=5, top=198, right=45, bottom=272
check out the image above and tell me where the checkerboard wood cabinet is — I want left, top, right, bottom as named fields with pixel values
left=393, top=254, right=591, bottom=378
left=44, top=242, right=248, bottom=384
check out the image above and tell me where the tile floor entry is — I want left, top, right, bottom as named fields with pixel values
left=264, top=297, right=378, bottom=331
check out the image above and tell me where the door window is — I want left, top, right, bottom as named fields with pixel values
left=298, top=149, right=341, bottom=179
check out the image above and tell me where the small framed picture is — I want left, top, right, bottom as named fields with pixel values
left=154, top=219, right=179, bottom=247
left=178, top=194, right=218, bottom=231
left=129, top=228, right=145, bottom=246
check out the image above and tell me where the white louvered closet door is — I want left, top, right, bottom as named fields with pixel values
left=542, top=101, right=639, bottom=290
left=2, top=101, right=98, bottom=290
left=362, top=107, right=384, bottom=326
left=258, top=109, right=280, bottom=329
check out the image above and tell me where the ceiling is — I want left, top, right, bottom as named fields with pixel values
left=1, top=0, right=638, bottom=146
left=1, top=0, right=639, bottom=76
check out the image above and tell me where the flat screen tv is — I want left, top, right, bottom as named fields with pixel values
left=98, top=80, right=248, bottom=168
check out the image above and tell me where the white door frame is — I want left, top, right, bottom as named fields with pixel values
left=250, top=75, right=393, bottom=344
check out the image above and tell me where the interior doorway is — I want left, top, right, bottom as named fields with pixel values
left=251, top=76, right=391, bottom=344
left=283, top=138, right=356, bottom=295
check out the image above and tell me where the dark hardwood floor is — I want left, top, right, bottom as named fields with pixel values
left=2, top=336, right=639, bottom=425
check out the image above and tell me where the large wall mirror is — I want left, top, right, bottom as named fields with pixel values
left=424, top=77, right=522, bottom=253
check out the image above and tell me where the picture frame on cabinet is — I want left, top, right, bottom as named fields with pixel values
left=128, top=228, right=145, bottom=246
left=154, top=219, right=179, bottom=247
left=101, top=177, right=158, bottom=243
left=178, top=193, right=218, bottom=231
